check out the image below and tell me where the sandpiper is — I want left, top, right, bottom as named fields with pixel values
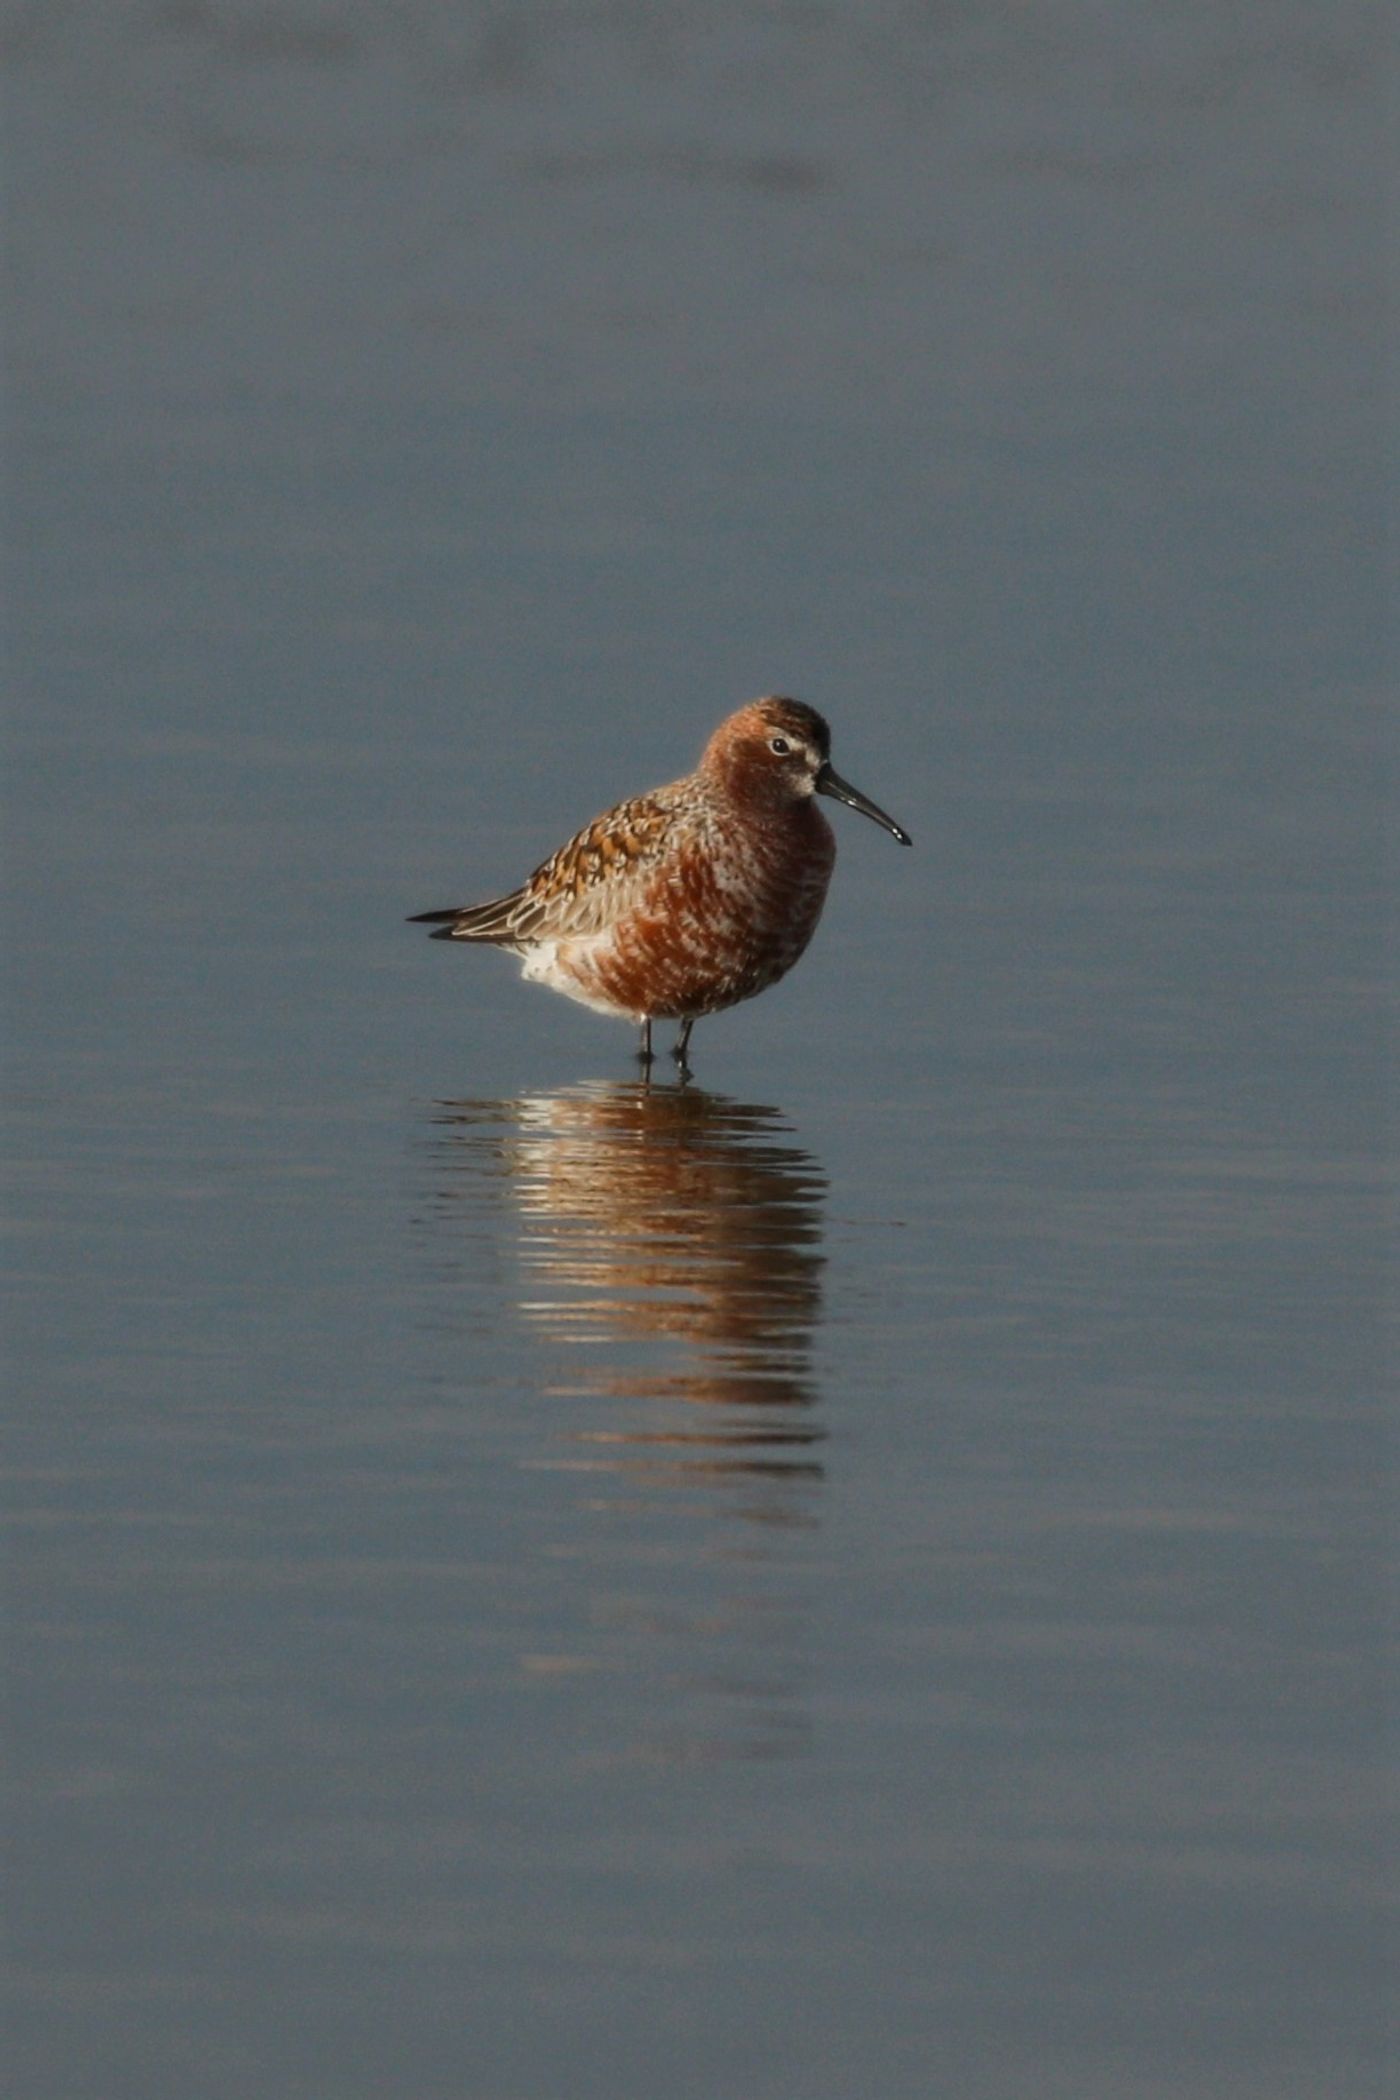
left=410, top=696, right=910, bottom=1071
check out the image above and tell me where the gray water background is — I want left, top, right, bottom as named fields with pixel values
left=4, top=5, right=1391, bottom=2096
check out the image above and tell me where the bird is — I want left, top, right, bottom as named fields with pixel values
left=409, top=695, right=911, bottom=1073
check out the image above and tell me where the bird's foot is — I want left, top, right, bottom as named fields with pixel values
left=672, top=1019, right=695, bottom=1082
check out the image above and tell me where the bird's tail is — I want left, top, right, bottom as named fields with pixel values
left=407, top=894, right=527, bottom=943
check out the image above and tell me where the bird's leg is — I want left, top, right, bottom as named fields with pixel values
left=637, top=1017, right=654, bottom=1068
left=673, top=1017, right=695, bottom=1076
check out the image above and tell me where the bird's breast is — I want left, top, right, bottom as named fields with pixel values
left=557, top=803, right=836, bottom=1019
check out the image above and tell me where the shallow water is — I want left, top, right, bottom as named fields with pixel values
left=5, top=5, right=1391, bottom=2097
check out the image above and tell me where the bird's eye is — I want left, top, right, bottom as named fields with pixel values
left=769, top=735, right=791, bottom=756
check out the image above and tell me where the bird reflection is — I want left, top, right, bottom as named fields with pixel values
left=430, top=1081, right=827, bottom=1463
left=421, top=1080, right=829, bottom=1759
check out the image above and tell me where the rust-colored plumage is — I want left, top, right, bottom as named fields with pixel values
left=411, top=696, right=910, bottom=1071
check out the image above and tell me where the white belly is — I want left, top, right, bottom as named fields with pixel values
left=520, top=940, right=635, bottom=1019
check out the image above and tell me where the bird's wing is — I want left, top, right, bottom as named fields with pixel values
left=409, top=791, right=680, bottom=946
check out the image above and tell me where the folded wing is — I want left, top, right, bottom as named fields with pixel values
left=409, top=791, right=680, bottom=949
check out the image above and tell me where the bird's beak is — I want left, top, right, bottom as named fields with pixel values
left=815, top=762, right=911, bottom=845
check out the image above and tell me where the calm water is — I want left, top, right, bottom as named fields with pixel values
left=5, top=5, right=1391, bottom=2096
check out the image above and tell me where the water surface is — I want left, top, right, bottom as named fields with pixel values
left=5, top=5, right=1390, bottom=2096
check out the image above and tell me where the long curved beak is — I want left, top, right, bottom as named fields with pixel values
left=815, top=762, right=912, bottom=845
